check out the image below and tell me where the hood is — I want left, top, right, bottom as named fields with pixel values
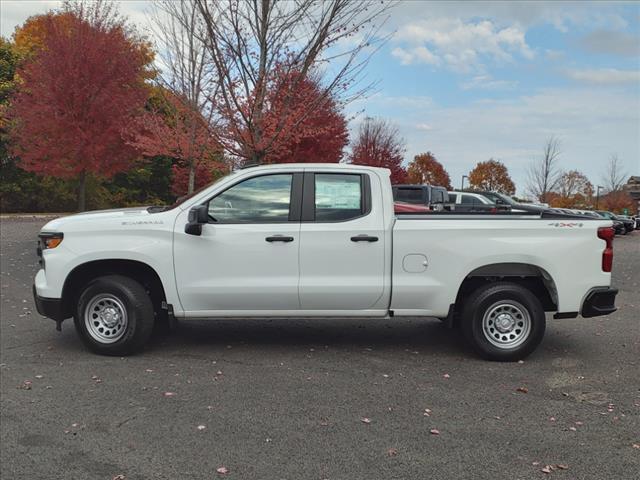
left=41, top=206, right=152, bottom=232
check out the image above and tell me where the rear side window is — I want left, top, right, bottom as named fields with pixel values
left=314, top=173, right=363, bottom=221
left=208, top=174, right=293, bottom=223
left=461, top=194, right=474, bottom=205
left=448, top=193, right=457, bottom=203
left=395, top=188, right=425, bottom=204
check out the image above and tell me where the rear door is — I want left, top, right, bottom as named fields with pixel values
left=298, top=171, right=387, bottom=312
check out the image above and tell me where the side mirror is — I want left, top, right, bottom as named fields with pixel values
left=185, top=204, right=209, bottom=236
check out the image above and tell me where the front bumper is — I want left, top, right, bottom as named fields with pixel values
left=581, top=287, right=618, bottom=318
left=33, top=284, right=67, bottom=322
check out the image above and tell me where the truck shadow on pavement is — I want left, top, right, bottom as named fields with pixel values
left=147, top=317, right=471, bottom=358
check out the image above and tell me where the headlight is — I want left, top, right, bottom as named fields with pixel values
left=39, top=232, right=64, bottom=250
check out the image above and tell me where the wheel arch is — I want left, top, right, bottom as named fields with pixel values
left=60, top=259, right=167, bottom=319
left=455, top=262, right=558, bottom=316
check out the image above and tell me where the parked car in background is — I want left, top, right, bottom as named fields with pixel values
left=616, top=215, right=637, bottom=233
left=473, top=191, right=547, bottom=213
left=392, top=185, right=449, bottom=211
left=447, top=191, right=506, bottom=213
left=595, top=211, right=628, bottom=235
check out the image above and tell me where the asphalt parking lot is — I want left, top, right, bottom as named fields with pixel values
left=1, top=217, right=638, bottom=480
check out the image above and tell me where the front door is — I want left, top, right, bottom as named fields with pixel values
left=174, top=173, right=301, bottom=315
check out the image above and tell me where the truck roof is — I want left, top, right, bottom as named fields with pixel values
left=239, top=163, right=391, bottom=174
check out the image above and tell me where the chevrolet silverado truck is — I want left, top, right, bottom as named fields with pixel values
left=33, top=164, right=618, bottom=360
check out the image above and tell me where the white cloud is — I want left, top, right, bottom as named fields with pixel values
left=386, top=2, right=630, bottom=35
left=392, top=18, right=534, bottom=72
left=564, top=68, right=640, bottom=86
left=460, top=75, right=518, bottom=90
left=579, top=30, right=640, bottom=57
left=349, top=88, right=640, bottom=195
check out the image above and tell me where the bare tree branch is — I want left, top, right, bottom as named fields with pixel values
left=527, top=136, right=561, bottom=203
left=193, top=0, right=394, bottom=164
left=601, top=153, right=628, bottom=193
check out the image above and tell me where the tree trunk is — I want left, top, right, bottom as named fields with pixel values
left=77, top=171, right=87, bottom=212
left=188, top=160, right=196, bottom=195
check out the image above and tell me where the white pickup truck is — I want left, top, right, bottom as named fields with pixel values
left=33, top=164, right=618, bottom=361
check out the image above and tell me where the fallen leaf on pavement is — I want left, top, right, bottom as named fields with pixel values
left=516, top=386, right=528, bottom=394
left=163, top=392, right=176, bottom=397
left=361, top=417, right=371, bottom=424
left=18, top=380, right=32, bottom=390
left=442, top=373, right=450, bottom=379
left=112, top=475, right=126, bottom=480
left=632, top=443, right=640, bottom=449
left=197, top=425, right=206, bottom=431
left=556, top=464, right=569, bottom=470
left=216, top=466, right=229, bottom=475
left=430, top=429, right=440, bottom=435
left=541, top=465, right=554, bottom=474
left=387, top=448, right=398, bottom=457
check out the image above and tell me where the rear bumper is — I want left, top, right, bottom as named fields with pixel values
left=33, top=284, right=66, bottom=322
left=581, top=287, right=618, bottom=318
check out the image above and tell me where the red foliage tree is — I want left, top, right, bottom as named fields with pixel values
left=601, top=190, right=635, bottom=214
left=406, top=152, right=452, bottom=189
left=349, top=117, right=406, bottom=183
left=9, top=4, right=150, bottom=210
left=170, top=162, right=216, bottom=197
left=257, top=73, right=348, bottom=164
left=127, top=88, right=223, bottom=195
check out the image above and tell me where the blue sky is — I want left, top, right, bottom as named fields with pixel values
left=2, top=1, right=639, bottom=196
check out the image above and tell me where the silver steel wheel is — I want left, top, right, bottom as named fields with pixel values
left=482, top=300, right=531, bottom=349
left=84, top=294, right=128, bottom=344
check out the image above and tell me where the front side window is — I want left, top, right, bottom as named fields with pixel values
left=315, top=173, right=363, bottom=221
left=208, top=174, right=292, bottom=223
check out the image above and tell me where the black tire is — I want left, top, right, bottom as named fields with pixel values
left=461, top=282, right=546, bottom=361
left=74, top=275, right=154, bottom=355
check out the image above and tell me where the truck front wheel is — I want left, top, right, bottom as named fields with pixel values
left=461, top=282, right=546, bottom=361
left=74, top=275, right=154, bottom=355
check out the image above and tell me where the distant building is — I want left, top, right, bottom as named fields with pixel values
left=624, top=176, right=640, bottom=214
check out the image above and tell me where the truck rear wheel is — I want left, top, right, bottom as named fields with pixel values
left=74, top=275, right=154, bottom=356
left=461, top=282, right=545, bottom=361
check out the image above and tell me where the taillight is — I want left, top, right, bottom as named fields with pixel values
left=597, top=226, right=614, bottom=272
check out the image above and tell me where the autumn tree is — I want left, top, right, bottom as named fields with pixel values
left=406, top=152, right=452, bottom=189
left=550, top=170, right=593, bottom=208
left=601, top=190, right=635, bottom=214
left=468, top=159, right=515, bottom=194
left=9, top=2, right=151, bottom=210
left=527, top=136, right=561, bottom=202
left=191, top=0, right=392, bottom=164
left=257, top=73, right=348, bottom=164
left=127, top=87, right=224, bottom=196
left=349, top=117, right=406, bottom=183
left=142, top=0, right=217, bottom=194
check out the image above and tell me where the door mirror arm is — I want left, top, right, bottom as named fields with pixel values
left=185, top=205, right=209, bottom=236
